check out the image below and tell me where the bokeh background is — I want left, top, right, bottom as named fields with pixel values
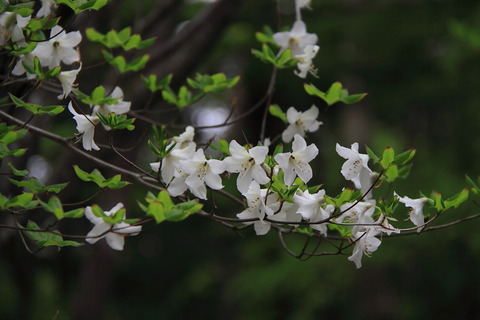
left=1, top=0, right=480, bottom=319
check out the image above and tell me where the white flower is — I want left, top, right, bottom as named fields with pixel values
left=293, top=189, right=326, bottom=220
left=33, top=25, right=81, bottom=69
left=375, top=214, right=400, bottom=235
left=273, top=20, right=317, bottom=55
left=336, top=200, right=376, bottom=224
left=348, top=228, right=382, bottom=269
left=149, top=127, right=196, bottom=185
left=37, top=0, right=57, bottom=18
left=394, top=192, right=428, bottom=229
left=12, top=52, right=36, bottom=79
left=274, top=134, right=318, bottom=186
left=236, top=181, right=300, bottom=236
left=336, top=142, right=374, bottom=198
left=224, top=140, right=270, bottom=194
left=296, top=0, right=311, bottom=10
left=91, top=86, right=131, bottom=116
left=68, top=102, right=100, bottom=151
left=309, top=204, right=335, bottom=236
left=57, top=64, right=81, bottom=100
left=294, top=44, right=319, bottom=78
left=0, top=12, right=30, bottom=46
left=173, top=126, right=195, bottom=148
left=179, top=148, right=226, bottom=200
left=282, top=105, right=322, bottom=143
left=85, top=203, right=142, bottom=251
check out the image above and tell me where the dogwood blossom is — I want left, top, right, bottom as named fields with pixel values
left=68, top=102, right=100, bottom=151
left=274, top=134, right=318, bottom=186
left=294, top=44, right=319, bottom=78
left=282, top=105, right=322, bottom=143
left=85, top=203, right=142, bottom=251
left=224, top=141, right=269, bottom=194
left=348, top=228, right=382, bottom=269
left=394, top=192, right=428, bottom=229
left=179, top=148, right=226, bottom=199
left=273, top=20, right=317, bottom=55
left=336, top=142, right=374, bottom=197
left=33, top=25, right=82, bottom=69
left=91, top=87, right=131, bottom=116
left=57, top=64, right=82, bottom=99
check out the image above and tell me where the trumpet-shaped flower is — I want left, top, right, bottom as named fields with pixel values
left=236, top=181, right=298, bottom=236
left=68, top=102, right=100, bottom=151
left=149, top=127, right=197, bottom=185
left=336, top=199, right=376, bottom=224
left=224, top=141, right=269, bottom=194
left=33, top=25, right=81, bottom=69
left=336, top=142, right=374, bottom=197
left=85, top=203, right=142, bottom=251
left=37, top=0, right=57, bottom=18
left=12, top=52, right=36, bottom=79
left=92, top=86, right=131, bottom=116
left=273, top=20, right=317, bottom=55
left=294, top=44, right=319, bottom=78
left=394, top=192, right=428, bottom=228
left=179, top=148, right=226, bottom=199
left=274, top=134, right=318, bottom=186
left=348, top=228, right=382, bottom=269
left=282, top=105, right=322, bottom=143
left=57, top=64, right=81, bottom=99
left=293, top=189, right=326, bottom=220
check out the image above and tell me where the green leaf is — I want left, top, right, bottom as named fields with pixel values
left=384, top=164, right=399, bottom=183
left=22, top=220, right=79, bottom=247
left=269, top=104, right=288, bottom=123
left=9, top=177, right=68, bottom=193
left=304, top=82, right=367, bottom=106
left=38, top=239, right=82, bottom=247
left=431, top=191, right=444, bottom=211
left=397, top=165, right=412, bottom=179
left=365, top=146, right=380, bottom=163
left=40, top=196, right=64, bottom=220
left=55, top=0, right=110, bottom=13
left=73, top=165, right=130, bottom=189
left=165, top=200, right=203, bottom=222
left=296, top=226, right=315, bottom=236
left=380, top=147, right=395, bottom=169
left=444, top=188, right=469, bottom=209
left=8, top=163, right=29, bottom=176
left=141, top=74, right=172, bottom=92
left=466, top=175, right=479, bottom=195
left=64, top=208, right=85, bottom=218
left=147, top=200, right=166, bottom=223
left=394, top=149, right=416, bottom=165
left=158, top=190, right=174, bottom=210
left=7, top=192, right=34, bottom=208
left=210, top=139, right=231, bottom=155
left=10, top=93, right=65, bottom=115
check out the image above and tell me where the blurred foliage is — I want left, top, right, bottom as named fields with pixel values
left=2, top=0, right=480, bottom=319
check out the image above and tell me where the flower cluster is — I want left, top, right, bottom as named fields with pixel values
left=68, top=87, right=131, bottom=151
left=273, top=0, right=319, bottom=78
left=0, top=0, right=444, bottom=268
left=146, top=125, right=429, bottom=268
